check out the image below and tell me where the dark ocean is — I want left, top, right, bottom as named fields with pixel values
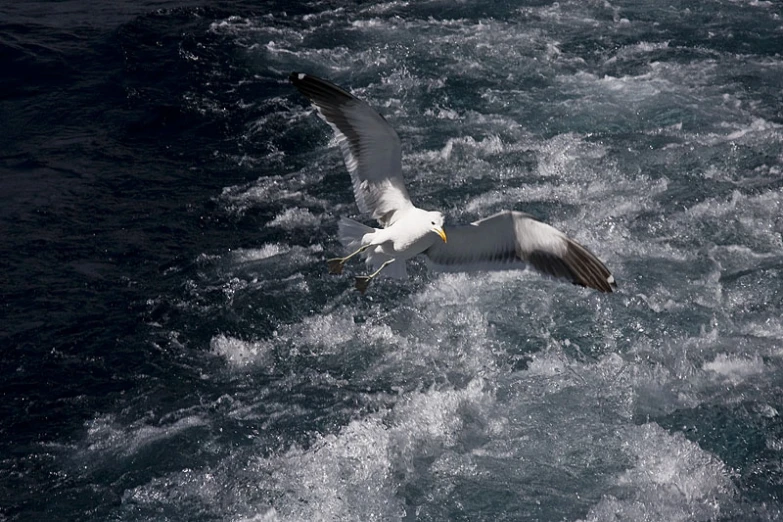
left=2, top=0, right=782, bottom=520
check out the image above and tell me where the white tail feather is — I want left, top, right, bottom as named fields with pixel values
left=338, top=217, right=375, bottom=252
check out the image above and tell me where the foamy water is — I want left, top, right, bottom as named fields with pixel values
left=66, top=1, right=783, bottom=520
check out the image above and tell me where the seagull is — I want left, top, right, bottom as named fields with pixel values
left=290, top=72, right=616, bottom=294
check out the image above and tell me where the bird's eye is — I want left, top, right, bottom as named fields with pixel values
left=431, top=221, right=435, bottom=225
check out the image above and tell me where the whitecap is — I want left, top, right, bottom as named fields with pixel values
left=702, top=353, right=766, bottom=383
left=579, top=424, right=734, bottom=522
left=211, top=334, right=275, bottom=369
left=266, top=207, right=322, bottom=230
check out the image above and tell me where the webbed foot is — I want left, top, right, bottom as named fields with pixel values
left=354, top=276, right=372, bottom=294
left=327, top=258, right=345, bottom=275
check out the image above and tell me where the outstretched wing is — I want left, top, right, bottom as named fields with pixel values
left=425, top=210, right=616, bottom=292
left=290, top=72, right=413, bottom=227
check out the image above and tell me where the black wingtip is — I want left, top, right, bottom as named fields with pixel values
left=288, top=72, right=358, bottom=107
left=529, top=239, right=616, bottom=293
left=564, top=240, right=616, bottom=293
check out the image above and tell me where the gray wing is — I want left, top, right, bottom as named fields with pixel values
left=290, top=72, right=413, bottom=227
left=425, top=210, right=616, bottom=293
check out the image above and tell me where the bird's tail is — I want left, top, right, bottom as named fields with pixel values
left=338, top=217, right=407, bottom=279
left=338, top=217, right=375, bottom=252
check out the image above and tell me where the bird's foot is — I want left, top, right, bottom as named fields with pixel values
left=354, top=276, right=372, bottom=294
left=327, top=257, right=345, bottom=275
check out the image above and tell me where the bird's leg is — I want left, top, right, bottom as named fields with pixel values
left=354, top=259, right=395, bottom=294
left=327, top=245, right=371, bottom=275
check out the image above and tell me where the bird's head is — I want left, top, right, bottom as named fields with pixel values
left=427, top=211, right=447, bottom=243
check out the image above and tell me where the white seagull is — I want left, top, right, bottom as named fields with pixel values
left=290, top=72, right=616, bottom=294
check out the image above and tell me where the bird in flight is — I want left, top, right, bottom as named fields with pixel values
left=290, top=72, right=616, bottom=294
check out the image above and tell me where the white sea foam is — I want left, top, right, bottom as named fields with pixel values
left=260, top=382, right=488, bottom=521
left=116, top=309, right=759, bottom=521
left=579, top=424, right=734, bottom=522
left=85, top=414, right=207, bottom=457
left=703, top=353, right=766, bottom=383
left=231, top=244, right=290, bottom=262
left=266, top=207, right=321, bottom=230
left=211, top=334, right=274, bottom=369
left=115, top=4, right=783, bottom=521
left=219, top=173, right=331, bottom=217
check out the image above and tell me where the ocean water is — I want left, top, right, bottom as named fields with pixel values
left=2, top=0, right=782, bottom=520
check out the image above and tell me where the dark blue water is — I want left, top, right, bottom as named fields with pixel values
left=2, top=1, right=782, bottom=520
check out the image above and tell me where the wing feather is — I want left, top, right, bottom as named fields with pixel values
left=425, top=210, right=616, bottom=292
left=290, top=72, right=413, bottom=227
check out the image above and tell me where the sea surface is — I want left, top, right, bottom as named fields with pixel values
left=2, top=0, right=782, bottom=520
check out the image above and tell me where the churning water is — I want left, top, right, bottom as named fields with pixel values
left=2, top=0, right=782, bottom=520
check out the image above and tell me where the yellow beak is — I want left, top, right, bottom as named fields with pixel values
left=434, top=226, right=447, bottom=243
